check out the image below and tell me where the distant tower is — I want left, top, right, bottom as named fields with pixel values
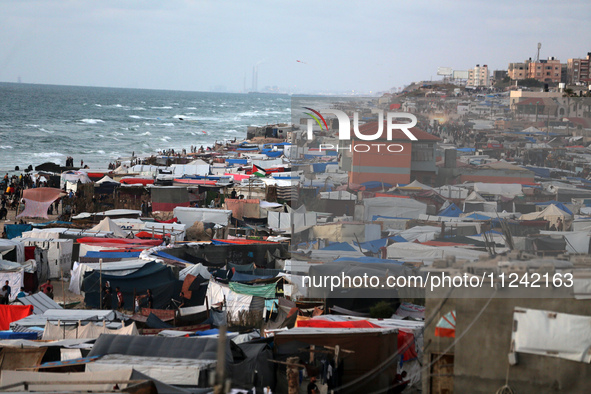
left=251, top=65, right=258, bottom=92
left=536, top=42, right=542, bottom=62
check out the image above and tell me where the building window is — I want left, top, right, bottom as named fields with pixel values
left=412, top=143, right=434, bottom=162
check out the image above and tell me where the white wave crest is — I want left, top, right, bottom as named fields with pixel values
left=80, top=119, right=104, bottom=124
left=33, top=152, right=64, bottom=157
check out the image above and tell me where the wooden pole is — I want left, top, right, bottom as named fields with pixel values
left=213, top=325, right=227, bottom=394
left=286, top=356, right=300, bottom=394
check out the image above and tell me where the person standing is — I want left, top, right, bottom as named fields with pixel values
left=1, top=281, right=11, bottom=304
left=103, top=288, right=113, bottom=310
left=116, top=287, right=124, bottom=310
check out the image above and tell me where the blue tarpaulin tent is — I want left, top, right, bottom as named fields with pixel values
left=321, top=242, right=357, bottom=252
left=466, top=213, right=491, bottom=220
left=4, top=224, right=33, bottom=239
left=85, top=251, right=142, bottom=259
left=439, top=203, right=463, bottom=217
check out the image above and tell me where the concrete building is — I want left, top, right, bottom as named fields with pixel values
left=423, top=282, right=591, bottom=393
left=509, top=91, right=562, bottom=112
left=527, top=57, right=562, bottom=83
left=566, top=53, right=590, bottom=85
left=508, top=62, right=528, bottom=80
left=467, top=64, right=490, bottom=87
left=343, top=120, right=440, bottom=186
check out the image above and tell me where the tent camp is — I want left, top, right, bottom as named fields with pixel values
left=463, top=191, right=497, bottom=213
left=17, top=188, right=65, bottom=220
left=520, top=204, right=572, bottom=228
left=173, top=207, right=232, bottom=227
left=17, top=238, right=72, bottom=279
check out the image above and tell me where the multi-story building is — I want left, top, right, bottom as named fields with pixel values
left=526, top=57, right=561, bottom=83
left=467, top=64, right=490, bottom=87
left=508, top=62, right=528, bottom=80
left=567, top=53, right=590, bottom=85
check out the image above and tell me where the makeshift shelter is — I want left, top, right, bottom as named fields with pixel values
left=463, top=191, right=497, bottom=213
left=151, top=186, right=191, bottom=212
left=225, top=199, right=261, bottom=220
left=173, top=207, right=232, bottom=227
left=439, top=203, right=463, bottom=217
left=41, top=320, right=138, bottom=340
left=90, top=217, right=129, bottom=238
left=0, top=240, right=25, bottom=263
left=16, top=188, right=65, bottom=219
left=15, top=292, right=62, bottom=315
left=94, top=175, right=119, bottom=194
left=362, top=197, right=427, bottom=220
left=60, top=171, right=91, bottom=191
left=520, top=204, right=572, bottom=228
left=69, top=259, right=150, bottom=295
left=82, top=262, right=177, bottom=309
left=18, top=238, right=72, bottom=279
left=312, top=222, right=381, bottom=243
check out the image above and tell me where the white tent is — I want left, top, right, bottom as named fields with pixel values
left=18, top=237, right=73, bottom=279
left=520, top=204, right=572, bottom=228
left=91, top=217, right=129, bottom=238
left=95, top=175, right=117, bottom=184
left=463, top=191, right=497, bottom=213
left=173, top=207, right=232, bottom=227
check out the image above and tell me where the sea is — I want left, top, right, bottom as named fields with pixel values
left=0, top=82, right=291, bottom=172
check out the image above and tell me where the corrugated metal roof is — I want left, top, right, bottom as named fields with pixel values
left=16, top=292, right=62, bottom=315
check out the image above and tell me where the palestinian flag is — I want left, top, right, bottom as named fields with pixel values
left=253, top=164, right=266, bottom=177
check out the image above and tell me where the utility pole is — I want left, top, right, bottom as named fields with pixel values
left=214, top=325, right=228, bottom=394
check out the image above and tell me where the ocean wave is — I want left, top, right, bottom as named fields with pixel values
left=186, top=107, right=197, bottom=110
left=225, top=129, right=238, bottom=133
left=33, top=152, right=64, bottom=157
left=151, top=106, right=173, bottom=109
left=159, top=123, right=175, bottom=127
left=80, top=119, right=104, bottom=124
left=129, top=115, right=146, bottom=119
left=140, top=132, right=152, bottom=136
left=25, top=124, right=40, bottom=128
left=133, top=107, right=146, bottom=111
left=238, top=111, right=260, bottom=117
left=0, top=145, right=13, bottom=149
left=160, top=136, right=171, bottom=142
left=39, top=128, right=55, bottom=134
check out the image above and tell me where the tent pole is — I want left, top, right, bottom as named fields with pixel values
left=99, top=258, right=103, bottom=309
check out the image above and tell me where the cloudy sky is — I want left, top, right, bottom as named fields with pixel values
left=1, top=0, right=589, bottom=93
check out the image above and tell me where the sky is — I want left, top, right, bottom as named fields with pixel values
left=1, top=0, right=590, bottom=94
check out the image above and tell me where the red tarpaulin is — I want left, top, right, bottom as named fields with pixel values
left=17, top=187, right=65, bottom=219
left=296, top=319, right=383, bottom=329
left=212, top=239, right=275, bottom=245
left=77, top=237, right=162, bottom=247
left=398, top=330, right=418, bottom=361
left=0, top=304, right=33, bottom=330
left=155, top=217, right=178, bottom=224
left=136, top=231, right=165, bottom=239
left=120, top=178, right=154, bottom=185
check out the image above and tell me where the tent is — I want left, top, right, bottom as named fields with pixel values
left=535, top=201, right=574, bottom=216
left=90, top=217, right=129, bottom=238
left=363, top=197, right=427, bottom=221
left=463, top=191, right=497, bottom=213
left=0, top=305, right=33, bottom=330
left=439, top=203, right=463, bottom=217
left=82, top=262, right=177, bottom=309
left=520, top=204, right=572, bottom=228
left=151, top=187, right=191, bottom=212
left=173, top=207, right=232, bottom=227
left=435, top=311, right=456, bottom=338
left=18, top=238, right=72, bottom=279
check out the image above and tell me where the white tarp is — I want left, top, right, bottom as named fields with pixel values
left=173, top=207, right=232, bottom=227
left=319, top=191, right=357, bottom=200
left=86, top=355, right=216, bottom=386
left=170, top=164, right=210, bottom=177
left=520, top=204, right=572, bottom=227
left=207, top=280, right=230, bottom=306
left=473, top=182, right=522, bottom=197
left=268, top=212, right=317, bottom=231
left=0, top=239, right=25, bottom=263
left=387, top=242, right=485, bottom=262
left=226, top=291, right=253, bottom=322
left=363, top=197, right=427, bottom=220
left=512, top=307, right=591, bottom=363
left=42, top=321, right=138, bottom=340
left=179, top=263, right=212, bottom=281
left=18, top=238, right=72, bottom=279
left=0, top=267, right=24, bottom=301
left=539, top=231, right=591, bottom=254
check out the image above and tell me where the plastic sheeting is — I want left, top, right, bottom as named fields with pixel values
left=363, top=197, right=427, bottom=221
left=17, top=188, right=65, bottom=219
left=387, top=242, right=485, bottom=262
left=173, top=207, right=232, bottom=227
left=42, top=321, right=138, bottom=340
left=0, top=268, right=24, bottom=302
left=512, top=307, right=591, bottom=363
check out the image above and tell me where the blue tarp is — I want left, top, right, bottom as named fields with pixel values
left=4, top=224, right=32, bottom=239
left=155, top=251, right=194, bottom=265
left=31, top=221, right=72, bottom=228
left=372, top=215, right=412, bottom=221
left=535, top=201, right=573, bottom=216
left=226, top=158, right=248, bottom=165
left=361, top=181, right=393, bottom=190
left=439, top=203, right=463, bottom=217
left=312, top=162, right=339, bottom=173
left=0, top=331, right=38, bottom=340
left=194, top=328, right=220, bottom=336
left=523, top=166, right=551, bottom=178
left=466, top=213, right=491, bottom=220
left=355, top=237, right=391, bottom=253
left=261, top=150, right=283, bottom=158
left=85, top=251, right=142, bottom=259
left=321, top=242, right=357, bottom=252
left=456, top=148, right=475, bottom=153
